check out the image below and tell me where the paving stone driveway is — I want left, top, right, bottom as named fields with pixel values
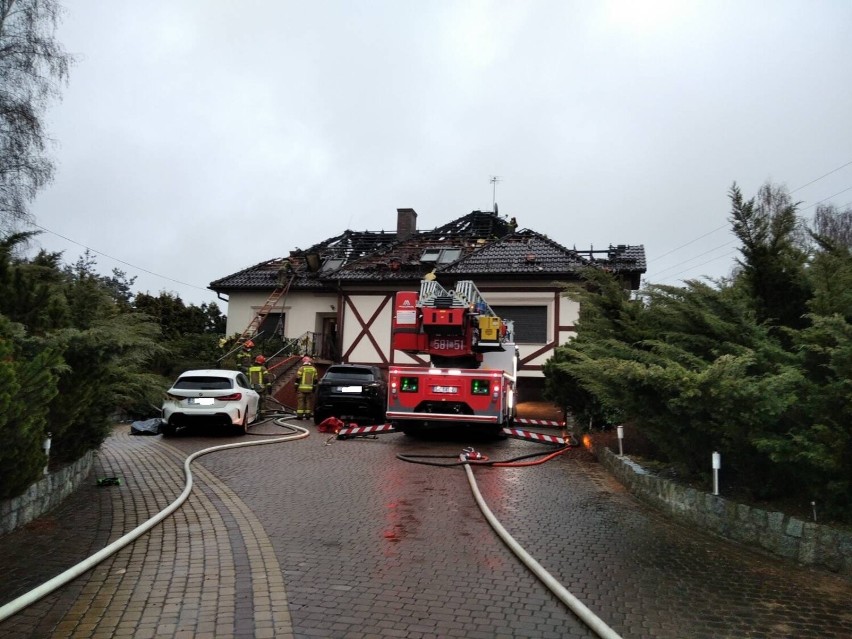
left=1, top=419, right=851, bottom=638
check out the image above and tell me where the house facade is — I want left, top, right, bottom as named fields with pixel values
left=209, top=208, right=645, bottom=395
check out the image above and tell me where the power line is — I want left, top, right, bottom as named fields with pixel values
left=652, top=249, right=740, bottom=284
left=25, top=221, right=212, bottom=293
left=656, top=174, right=852, bottom=280
left=654, top=160, right=852, bottom=263
left=800, top=185, right=852, bottom=212
left=655, top=224, right=729, bottom=260
left=650, top=240, right=738, bottom=278
left=789, top=160, right=852, bottom=194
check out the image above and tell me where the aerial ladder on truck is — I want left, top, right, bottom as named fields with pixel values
left=386, top=279, right=518, bottom=436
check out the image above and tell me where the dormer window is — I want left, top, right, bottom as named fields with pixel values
left=420, top=248, right=441, bottom=263
left=439, top=248, right=461, bottom=263
left=420, top=247, right=461, bottom=264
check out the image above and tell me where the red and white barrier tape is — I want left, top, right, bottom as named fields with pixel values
left=514, top=417, right=564, bottom=427
left=502, top=428, right=567, bottom=446
left=337, top=423, right=398, bottom=438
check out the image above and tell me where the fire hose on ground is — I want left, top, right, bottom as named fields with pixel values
left=398, top=447, right=624, bottom=639
left=0, top=416, right=309, bottom=622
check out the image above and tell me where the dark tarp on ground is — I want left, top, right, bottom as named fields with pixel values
left=131, top=418, right=162, bottom=436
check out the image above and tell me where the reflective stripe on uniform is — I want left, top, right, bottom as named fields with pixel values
left=297, top=365, right=317, bottom=391
left=248, top=366, right=263, bottom=385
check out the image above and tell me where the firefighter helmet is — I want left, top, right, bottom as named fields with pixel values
left=302, top=356, right=312, bottom=365
left=243, top=339, right=255, bottom=350
left=254, top=355, right=266, bottom=364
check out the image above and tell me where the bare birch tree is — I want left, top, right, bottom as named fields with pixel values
left=0, top=0, right=72, bottom=233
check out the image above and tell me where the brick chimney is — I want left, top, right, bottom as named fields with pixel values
left=396, top=208, right=417, bottom=241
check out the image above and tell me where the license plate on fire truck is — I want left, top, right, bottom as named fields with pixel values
left=432, top=385, right=458, bottom=394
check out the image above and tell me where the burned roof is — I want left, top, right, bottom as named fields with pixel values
left=441, top=231, right=589, bottom=276
left=208, top=210, right=646, bottom=292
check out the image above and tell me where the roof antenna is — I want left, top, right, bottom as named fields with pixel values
left=489, top=176, right=502, bottom=215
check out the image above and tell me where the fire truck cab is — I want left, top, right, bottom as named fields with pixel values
left=388, top=280, right=518, bottom=435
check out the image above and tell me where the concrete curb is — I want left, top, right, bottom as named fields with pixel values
left=594, top=444, right=852, bottom=577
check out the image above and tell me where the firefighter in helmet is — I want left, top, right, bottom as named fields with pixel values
left=236, top=339, right=255, bottom=373
left=248, top=355, right=272, bottom=396
left=277, top=259, right=293, bottom=287
left=295, top=356, right=318, bottom=420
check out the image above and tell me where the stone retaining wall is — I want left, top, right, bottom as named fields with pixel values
left=0, top=451, right=96, bottom=535
left=595, top=445, right=852, bottom=577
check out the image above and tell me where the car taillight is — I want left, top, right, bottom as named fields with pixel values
left=166, top=393, right=181, bottom=401
left=218, top=393, right=242, bottom=401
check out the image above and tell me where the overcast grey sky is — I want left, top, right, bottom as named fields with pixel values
left=28, top=0, right=852, bottom=308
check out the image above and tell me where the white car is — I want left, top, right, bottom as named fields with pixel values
left=161, top=369, right=260, bottom=436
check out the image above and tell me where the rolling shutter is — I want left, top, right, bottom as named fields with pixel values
left=491, top=306, right=547, bottom=344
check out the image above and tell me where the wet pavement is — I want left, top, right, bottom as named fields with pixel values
left=1, top=418, right=851, bottom=638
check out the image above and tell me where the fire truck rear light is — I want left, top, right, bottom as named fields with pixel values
left=400, top=377, right=419, bottom=392
left=470, top=379, right=490, bottom=395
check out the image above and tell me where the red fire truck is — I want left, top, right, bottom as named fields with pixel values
left=387, top=280, right=518, bottom=435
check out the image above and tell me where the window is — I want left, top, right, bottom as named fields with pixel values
left=420, top=247, right=462, bottom=264
left=420, top=248, right=441, bottom=263
left=438, top=248, right=461, bottom=263
left=258, top=312, right=285, bottom=339
left=174, top=376, right=233, bottom=390
left=491, top=306, right=547, bottom=344
left=324, top=366, right=377, bottom=382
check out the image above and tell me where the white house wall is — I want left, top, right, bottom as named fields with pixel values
left=340, top=293, right=393, bottom=364
left=287, top=292, right=337, bottom=337
left=559, top=294, right=580, bottom=343
left=224, top=291, right=268, bottom=337
left=225, top=291, right=336, bottom=340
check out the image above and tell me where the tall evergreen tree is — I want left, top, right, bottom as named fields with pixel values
left=729, top=183, right=811, bottom=330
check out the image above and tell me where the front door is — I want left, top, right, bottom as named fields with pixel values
left=321, top=317, right=338, bottom=361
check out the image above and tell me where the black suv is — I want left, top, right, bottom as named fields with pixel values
left=313, top=364, right=387, bottom=425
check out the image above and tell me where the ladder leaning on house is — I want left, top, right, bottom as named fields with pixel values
left=236, top=274, right=295, bottom=344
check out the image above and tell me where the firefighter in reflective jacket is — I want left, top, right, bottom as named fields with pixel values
left=248, top=355, right=272, bottom=396
left=295, top=356, right=318, bottom=420
left=236, top=339, right=255, bottom=373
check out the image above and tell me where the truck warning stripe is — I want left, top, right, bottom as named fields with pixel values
left=502, top=428, right=566, bottom=446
